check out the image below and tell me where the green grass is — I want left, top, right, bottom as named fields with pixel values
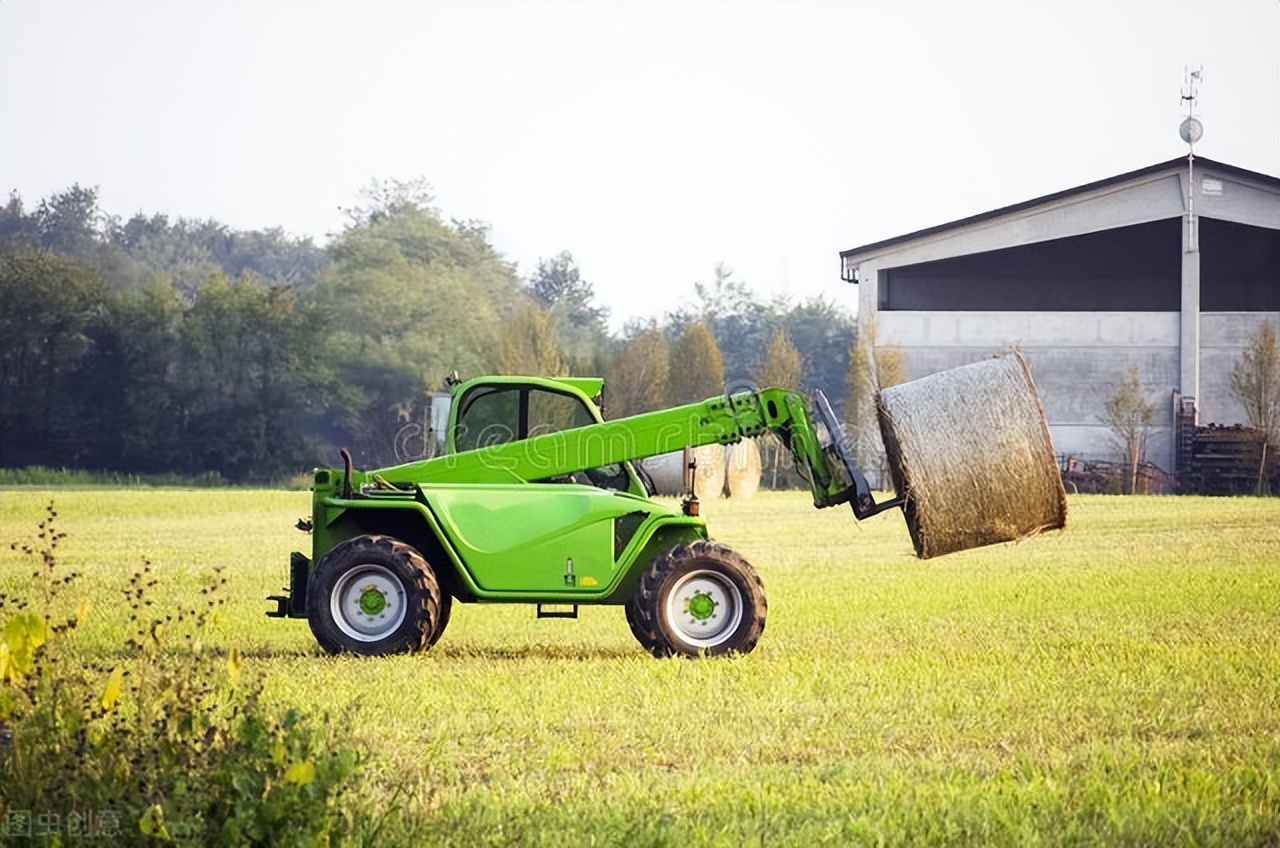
left=2, top=490, right=1278, bottom=846
left=0, top=465, right=312, bottom=488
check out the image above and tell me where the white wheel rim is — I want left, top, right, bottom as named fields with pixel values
left=330, top=564, right=407, bottom=642
left=664, top=569, right=744, bottom=649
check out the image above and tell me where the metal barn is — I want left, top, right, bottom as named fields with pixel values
left=839, top=157, right=1280, bottom=481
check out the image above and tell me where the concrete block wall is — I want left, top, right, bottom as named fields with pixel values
left=1199, top=312, right=1280, bottom=425
left=878, top=311, right=1181, bottom=471
left=875, top=309, right=1280, bottom=472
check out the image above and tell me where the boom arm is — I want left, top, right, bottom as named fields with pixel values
left=374, top=386, right=901, bottom=518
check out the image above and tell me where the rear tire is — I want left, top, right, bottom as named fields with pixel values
left=308, top=535, right=442, bottom=656
left=430, top=591, right=453, bottom=648
left=629, top=541, right=766, bottom=657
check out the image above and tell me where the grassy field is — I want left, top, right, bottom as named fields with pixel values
left=1, top=489, right=1277, bottom=846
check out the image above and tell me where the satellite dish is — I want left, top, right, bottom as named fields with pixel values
left=1179, top=117, right=1204, bottom=145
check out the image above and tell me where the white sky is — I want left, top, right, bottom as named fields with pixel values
left=2, top=2, right=1277, bottom=328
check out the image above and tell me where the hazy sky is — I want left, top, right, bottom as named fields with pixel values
left=2, top=2, right=1277, bottom=327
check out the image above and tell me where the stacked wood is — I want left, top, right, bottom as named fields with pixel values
left=1182, top=424, right=1278, bottom=495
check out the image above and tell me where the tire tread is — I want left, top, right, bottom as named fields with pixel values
left=628, top=540, right=766, bottom=658
left=307, top=534, right=442, bottom=656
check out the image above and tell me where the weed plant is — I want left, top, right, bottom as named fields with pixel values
left=0, top=503, right=362, bottom=846
left=0, top=490, right=1276, bottom=847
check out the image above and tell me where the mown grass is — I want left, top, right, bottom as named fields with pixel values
left=0, top=465, right=311, bottom=489
left=1, top=490, right=1277, bottom=846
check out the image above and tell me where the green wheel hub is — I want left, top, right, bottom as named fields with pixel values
left=685, top=591, right=717, bottom=621
left=358, top=585, right=387, bottom=615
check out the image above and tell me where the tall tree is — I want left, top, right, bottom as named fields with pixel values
left=0, top=192, right=39, bottom=252
left=105, top=212, right=220, bottom=298
left=35, top=184, right=100, bottom=257
left=1229, top=321, right=1280, bottom=493
left=1230, top=321, right=1280, bottom=439
left=0, top=248, right=108, bottom=466
left=665, top=271, right=855, bottom=404
left=753, top=330, right=804, bottom=488
left=314, top=180, right=522, bottom=466
left=844, top=320, right=905, bottom=488
left=107, top=214, right=328, bottom=297
left=666, top=321, right=725, bottom=406
left=497, top=299, right=566, bottom=376
left=777, top=295, right=856, bottom=402
left=668, top=264, right=767, bottom=387
left=527, top=251, right=609, bottom=374
left=753, top=329, right=802, bottom=389
left=689, top=262, right=756, bottom=323
left=27, top=185, right=148, bottom=291
left=1099, top=364, right=1156, bottom=494
left=528, top=251, right=606, bottom=323
left=604, top=325, right=670, bottom=419
left=179, top=272, right=330, bottom=480
left=111, top=277, right=189, bottom=471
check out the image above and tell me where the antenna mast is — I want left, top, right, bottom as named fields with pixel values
left=1179, top=66, right=1203, bottom=253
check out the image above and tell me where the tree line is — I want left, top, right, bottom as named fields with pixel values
left=0, top=180, right=862, bottom=482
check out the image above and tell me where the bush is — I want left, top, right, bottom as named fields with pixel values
left=0, top=503, right=362, bottom=846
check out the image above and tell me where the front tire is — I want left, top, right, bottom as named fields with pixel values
left=628, top=541, right=766, bottom=657
left=307, top=535, right=442, bottom=656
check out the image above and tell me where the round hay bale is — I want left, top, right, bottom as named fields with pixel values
left=724, top=438, right=762, bottom=499
left=876, top=351, right=1067, bottom=559
left=640, top=445, right=726, bottom=500
left=638, top=452, right=684, bottom=495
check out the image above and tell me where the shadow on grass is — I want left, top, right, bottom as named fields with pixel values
left=91, top=643, right=644, bottom=662
left=431, top=642, right=643, bottom=662
left=87, top=643, right=323, bottom=662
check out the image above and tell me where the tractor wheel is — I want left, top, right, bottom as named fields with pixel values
left=624, top=597, right=663, bottom=655
left=307, top=535, right=442, bottom=656
left=430, top=591, right=453, bottom=648
left=629, top=541, right=766, bottom=657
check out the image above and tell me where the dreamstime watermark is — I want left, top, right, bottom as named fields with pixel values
left=390, top=418, right=698, bottom=478
left=392, top=420, right=523, bottom=464
left=382, top=380, right=826, bottom=478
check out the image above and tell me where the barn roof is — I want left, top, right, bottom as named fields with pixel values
left=838, top=157, right=1280, bottom=261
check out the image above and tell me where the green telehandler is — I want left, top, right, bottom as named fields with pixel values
left=268, top=364, right=1063, bottom=658
left=268, top=374, right=900, bottom=657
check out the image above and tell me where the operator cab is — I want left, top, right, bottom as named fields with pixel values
left=448, top=377, right=647, bottom=495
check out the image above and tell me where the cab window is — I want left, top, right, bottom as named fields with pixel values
left=529, top=389, right=597, bottom=435
left=454, top=385, right=597, bottom=453
left=453, top=386, right=520, bottom=452
left=452, top=384, right=635, bottom=492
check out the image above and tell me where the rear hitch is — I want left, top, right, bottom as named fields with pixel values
left=266, top=551, right=310, bottom=619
